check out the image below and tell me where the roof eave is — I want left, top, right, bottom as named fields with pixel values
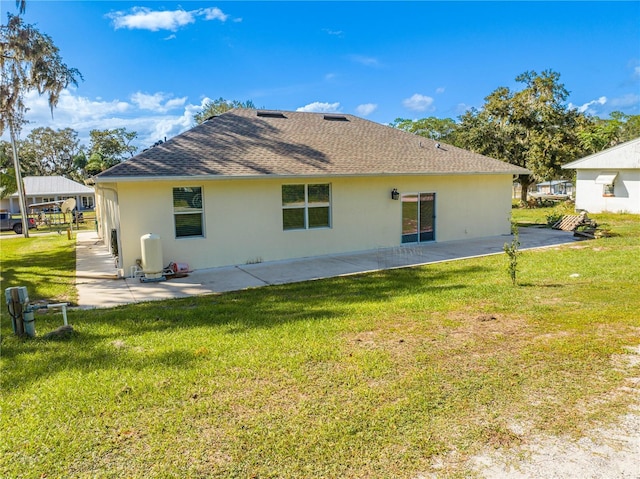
left=94, top=170, right=527, bottom=184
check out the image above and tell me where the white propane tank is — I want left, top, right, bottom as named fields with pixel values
left=140, top=233, right=164, bottom=279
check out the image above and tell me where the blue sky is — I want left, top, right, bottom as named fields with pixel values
left=2, top=1, right=639, bottom=150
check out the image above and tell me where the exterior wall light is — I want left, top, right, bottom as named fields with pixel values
left=391, top=188, right=399, bottom=200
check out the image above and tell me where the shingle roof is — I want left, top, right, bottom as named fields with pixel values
left=14, top=176, right=94, bottom=196
left=96, top=109, right=529, bottom=180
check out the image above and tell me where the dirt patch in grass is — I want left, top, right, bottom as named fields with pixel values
left=342, top=313, right=533, bottom=371
left=466, top=345, right=640, bottom=478
left=390, top=314, right=640, bottom=478
left=445, top=312, right=531, bottom=337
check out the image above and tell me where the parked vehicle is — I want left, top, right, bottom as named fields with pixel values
left=0, top=211, right=37, bottom=234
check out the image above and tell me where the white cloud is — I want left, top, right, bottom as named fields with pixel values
left=569, top=96, right=607, bottom=114
left=296, top=102, right=342, bottom=113
left=144, top=111, right=193, bottom=146
left=634, top=66, right=640, bottom=80
left=130, top=92, right=187, bottom=113
left=323, top=28, right=344, bottom=37
left=355, top=103, right=377, bottom=116
left=201, top=7, right=228, bottom=22
left=568, top=93, right=640, bottom=115
left=349, top=55, right=380, bottom=67
left=402, top=94, right=435, bottom=112
left=436, top=87, right=445, bottom=94
left=610, top=93, right=640, bottom=109
left=108, top=6, right=230, bottom=32
left=1, top=88, right=204, bottom=151
left=109, top=7, right=195, bottom=31
left=21, top=88, right=130, bottom=125
left=455, top=103, right=472, bottom=115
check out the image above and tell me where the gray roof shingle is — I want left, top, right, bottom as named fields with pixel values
left=96, top=109, right=530, bottom=180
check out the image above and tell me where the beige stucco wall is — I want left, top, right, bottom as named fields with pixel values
left=574, top=170, right=640, bottom=214
left=94, top=184, right=121, bottom=257
left=102, top=174, right=513, bottom=273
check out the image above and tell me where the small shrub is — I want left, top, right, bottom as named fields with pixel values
left=503, top=224, right=520, bottom=286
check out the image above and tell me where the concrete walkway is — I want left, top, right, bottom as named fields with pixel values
left=76, top=228, right=580, bottom=309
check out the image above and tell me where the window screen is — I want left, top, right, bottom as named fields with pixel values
left=173, top=187, right=204, bottom=237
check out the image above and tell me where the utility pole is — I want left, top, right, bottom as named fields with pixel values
left=9, top=121, right=29, bottom=238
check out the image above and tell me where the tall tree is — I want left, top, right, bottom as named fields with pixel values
left=193, top=98, right=256, bottom=125
left=0, top=141, right=18, bottom=199
left=620, top=113, right=640, bottom=142
left=1, top=138, right=42, bottom=178
left=19, top=127, right=84, bottom=177
left=455, top=70, right=586, bottom=202
left=577, top=111, right=640, bottom=153
left=1, top=12, right=82, bottom=236
left=390, top=117, right=458, bottom=141
left=85, top=128, right=137, bottom=175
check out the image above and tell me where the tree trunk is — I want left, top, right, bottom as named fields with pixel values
left=519, top=175, right=532, bottom=204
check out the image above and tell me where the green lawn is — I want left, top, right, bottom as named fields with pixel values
left=1, top=208, right=639, bottom=478
left=0, top=234, right=77, bottom=304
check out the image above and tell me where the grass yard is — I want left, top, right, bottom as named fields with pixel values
left=1, top=209, right=639, bottom=478
left=0, top=234, right=77, bottom=305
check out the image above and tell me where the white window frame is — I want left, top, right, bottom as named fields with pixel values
left=282, top=183, right=331, bottom=231
left=173, top=186, right=204, bottom=239
left=595, top=172, right=618, bottom=197
left=81, top=196, right=94, bottom=209
left=602, top=183, right=615, bottom=197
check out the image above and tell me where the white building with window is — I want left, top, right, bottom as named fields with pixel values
left=562, top=138, right=640, bottom=214
left=93, top=109, right=528, bottom=275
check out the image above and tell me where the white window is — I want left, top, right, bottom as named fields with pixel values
left=602, top=183, right=615, bottom=197
left=81, top=196, right=94, bottom=209
left=173, top=187, right=204, bottom=238
left=595, top=172, right=618, bottom=197
left=282, top=184, right=331, bottom=230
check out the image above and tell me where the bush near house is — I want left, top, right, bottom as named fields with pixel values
left=1, top=209, right=639, bottom=478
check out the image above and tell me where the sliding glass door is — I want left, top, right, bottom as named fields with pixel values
left=401, top=193, right=435, bottom=243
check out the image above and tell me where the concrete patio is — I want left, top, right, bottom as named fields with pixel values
left=76, top=227, right=580, bottom=309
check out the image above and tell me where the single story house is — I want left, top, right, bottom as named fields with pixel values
left=1, top=176, right=95, bottom=214
left=93, top=109, right=529, bottom=276
left=535, top=180, right=573, bottom=196
left=562, top=138, right=640, bottom=214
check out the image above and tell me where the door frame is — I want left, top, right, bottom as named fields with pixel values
left=401, top=192, right=436, bottom=244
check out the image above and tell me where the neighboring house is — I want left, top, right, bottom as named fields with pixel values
left=93, top=109, right=529, bottom=276
left=535, top=180, right=573, bottom=196
left=511, top=181, right=536, bottom=200
left=513, top=180, right=573, bottom=200
left=1, top=176, right=95, bottom=214
left=562, top=138, right=640, bottom=214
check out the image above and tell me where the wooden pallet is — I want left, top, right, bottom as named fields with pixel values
left=552, top=212, right=591, bottom=232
